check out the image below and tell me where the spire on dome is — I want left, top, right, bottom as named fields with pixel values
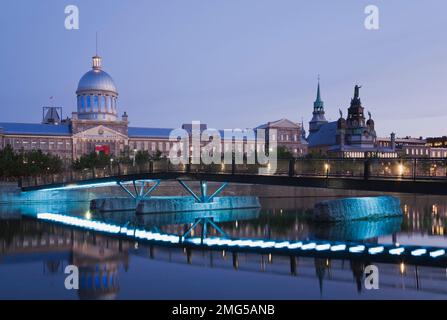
left=313, top=77, right=324, bottom=111
left=92, top=33, right=102, bottom=70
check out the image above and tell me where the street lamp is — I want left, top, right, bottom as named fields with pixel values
left=324, top=163, right=330, bottom=177
left=133, top=148, right=137, bottom=167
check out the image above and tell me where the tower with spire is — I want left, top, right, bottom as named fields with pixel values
left=309, top=78, right=328, bottom=135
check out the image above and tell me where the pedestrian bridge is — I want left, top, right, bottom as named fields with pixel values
left=19, top=158, right=447, bottom=195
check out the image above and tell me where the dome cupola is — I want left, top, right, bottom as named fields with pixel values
left=76, top=55, right=118, bottom=121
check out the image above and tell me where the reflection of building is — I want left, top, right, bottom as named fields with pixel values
left=73, top=243, right=123, bottom=300
left=0, top=220, right=129, bottom=300
left=307, top=83, right=397, bottom=158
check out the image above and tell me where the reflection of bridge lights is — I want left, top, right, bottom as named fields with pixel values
left=398, top=163, right=405, bottom=176
left=368, top=246, right=384, bottom=255
left=411, top=249, right=427, bottom=257
left=399, top=262, right=406, bottom=275
left=330, top=244, right=346, bottom=252
left=430, top=249, right=445, bottom=258
left=432, top=204, right=438, bottom=215
left=349, top=245, right=365, bottom=253
left=389, top=247, right=405, bottom=255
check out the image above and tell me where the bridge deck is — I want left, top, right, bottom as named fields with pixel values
left=20, top=158, right=447, bottom=195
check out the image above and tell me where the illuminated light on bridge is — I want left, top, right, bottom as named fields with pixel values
left=36, top=213, right=121, bottom=234
left=316, top=244, right=331, bottom=251
left=248, top=240, right=268, bottom=248
left=429, top=249, right=445, bottom=258
left=330, top=244, right=346, bottom=252
left=259, top=241, right=276, bottom=248
left=301, top=243, right=317, bottom=250
left=368, top=246, right=385, bottom=255
left=349, top=245, right=365, bottom=253
left=35, top=181, right=119, bottom=192
left=35, top=213, right=447, bottom=266
left=287, top=242, right=303, bottom=249
left=389, top=247, right=405, bottom=255
left=411, top=249, right=427, bottom=256
left=274, top=242, right=290, bottom=249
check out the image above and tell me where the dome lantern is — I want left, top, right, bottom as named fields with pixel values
left=76, top=54, right=119, bottom=121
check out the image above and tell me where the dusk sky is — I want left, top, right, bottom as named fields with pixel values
left=1, top=0, right=447, bottom=137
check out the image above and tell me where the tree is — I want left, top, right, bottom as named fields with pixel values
left=72, top=152, right=111, bottom=170
left=151, top=149, right=163, bottom=160
left=135, top=150, right=151, bottom=165
left=276, top=146, right=294, bottom=160
left=0, top=145, right=19, bottom=177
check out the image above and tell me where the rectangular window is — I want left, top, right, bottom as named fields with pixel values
left=101, top=96, right=106, bottom=111
left=94, top=96, right=99, bottom=111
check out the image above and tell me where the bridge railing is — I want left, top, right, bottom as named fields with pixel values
left=19, top=157, right=447, bottom=189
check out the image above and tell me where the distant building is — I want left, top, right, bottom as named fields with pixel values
left=307, top=82, right=397, bottom=158
left=0, top=53, right=269, bottom=163
left=256, top=119, right=308, bottom=157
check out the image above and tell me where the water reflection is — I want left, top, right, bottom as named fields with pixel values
left=2, top=193, right=447, bottom=299
left=309, top=217, right=403, bottom=241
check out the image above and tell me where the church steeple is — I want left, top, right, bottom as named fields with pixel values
left=313, top=78, right=324, bottom=111
left=309, top=77, right=328, bottom=135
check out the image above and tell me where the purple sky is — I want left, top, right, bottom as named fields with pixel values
left=1, top=0, right=447, bottom=138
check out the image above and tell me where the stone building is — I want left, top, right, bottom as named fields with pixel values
left=0, top=53, right=271, bottom=163
left=307, top=82, right=397, bottom=158
left=256, top=119, right=308, bottom=157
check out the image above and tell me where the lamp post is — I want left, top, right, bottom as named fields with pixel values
left=133, top=149, right=137, bottom=167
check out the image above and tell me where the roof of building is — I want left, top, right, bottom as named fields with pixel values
left=327, top=144, right=395, bottom=153
left=128, top=127, right=174, bottom=138
left=256, top=118, right=300, bottom=129
left=77, top=69, right=118, bottom=94
left=307, top=121, right=337, bottom=147
left=0, top=122, right=71, bottom=136
left=129, top=127, right=258, bottom=141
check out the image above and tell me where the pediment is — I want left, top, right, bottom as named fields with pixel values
left=268, top=118, right=300, bottom=129
left=73, top=125, right=127, bottom=140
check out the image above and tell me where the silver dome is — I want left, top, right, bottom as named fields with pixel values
left=77, top=69, right=118, bottom=94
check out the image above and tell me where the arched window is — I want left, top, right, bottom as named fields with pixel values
left=86, top=95, right=91, bottom=110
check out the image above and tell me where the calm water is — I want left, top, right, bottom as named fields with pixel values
left=1, top=190, right=447, bottom=300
